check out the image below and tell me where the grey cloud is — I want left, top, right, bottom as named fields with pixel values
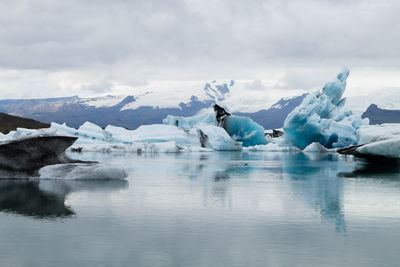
left=244, top=80, right=268, bottom=91
left=277, top=69, right=336, bottom=90
left=0, top=0, right=399, bottom=76
left=81, top=80, right=113, bottom=93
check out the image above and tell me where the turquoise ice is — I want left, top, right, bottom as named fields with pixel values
left=283, top=68, right=368, bottom=149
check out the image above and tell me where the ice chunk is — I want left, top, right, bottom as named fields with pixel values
left=357, top=123, right=400, bottom=145
left=104, top=125, right=135, bottom=143
left=192, top=125, right=242, bottom=151
left=283, top=68, right=368, bottom=149
left=303, top=142, right=328, bottom=153
left=163, top=106, right=267, bottom=147
left=51, top=121, right=242, bottom=152
left=78, top=121, right=111, bottom=141
left=223, top=115, right=267, bottom=147
left=47, top=109, right=264, bottom=152
left=356, top=138, right=400, bottom=158
left=163, top=112, right=217, bottom=130
left=353, top=123, right=400, bottom=158
left=38, top=163, right=128, bottom=180
left=129, top=124, right=198, bottom=145
left=50, top=122, right=78, bottom=137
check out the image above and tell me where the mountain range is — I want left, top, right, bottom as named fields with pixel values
left=0, top=81, right=398, bottom=130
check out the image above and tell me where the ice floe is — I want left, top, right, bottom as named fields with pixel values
left=357, top=123, right=400, bottom=145
left=38, top=163, right=128, bottom=180
left=355, top=124, right=400, bottom=158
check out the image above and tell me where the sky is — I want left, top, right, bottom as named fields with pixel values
left=0, top=0, right=399, bottom=99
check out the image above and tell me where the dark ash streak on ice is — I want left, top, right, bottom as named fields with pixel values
left=0, top=135, right=95, bottom=178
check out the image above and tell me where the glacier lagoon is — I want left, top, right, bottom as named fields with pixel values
left=1, top=151, right=400, bottom=266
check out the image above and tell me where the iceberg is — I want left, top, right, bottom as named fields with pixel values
left=48, top=120, right=242, bottom=152
left=338, top=123, right=400, bottom=159
left=356, top=123, right=400, bottom=145
left=164, top=104, right=267, bottom=147
left=0, top=127, right=130, bottom=179
left=223, top=115, right=267, bottom=147
left=163, top=112, right=217, bottom=130
left=303, top=142, right=328, bottom=153
left=283, top=68, right=368, bottom=149
left=38, top=163, right=128, bottom=180
left=193, top=125, right=242, bottom=150
left=0, top=134, right=78, bottom=175
left=356, top=138, right=400, bottom=159
left=3, top=102, right=265, bottom=153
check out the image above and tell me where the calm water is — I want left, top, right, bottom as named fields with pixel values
left=1, top=151, right=400, bottom=267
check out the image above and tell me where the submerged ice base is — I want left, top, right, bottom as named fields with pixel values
left=283, top=68, right=368, bottom=149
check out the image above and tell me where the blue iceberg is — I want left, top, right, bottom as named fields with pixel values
left=163, top=105, right=267, bottom=147
left=283, top=68, right=369, bottom=149
left=223, top=115, right=267, bottom=147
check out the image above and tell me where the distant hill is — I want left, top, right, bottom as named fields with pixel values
left=0, top=82, right=308, bottom=130
left=362, top=104, right=400, bottom=124
left=0, top=112, right=49, bottom=134
left=235, top=94, right=308, bottom=129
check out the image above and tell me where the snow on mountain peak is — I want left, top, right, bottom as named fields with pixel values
left=75, top=79, right=308, bottom=113
left=120, top=80, right=233, bottom=111
left=79, top=95, right=127, bottom=108
left=203, top=80, right=232, bottom=101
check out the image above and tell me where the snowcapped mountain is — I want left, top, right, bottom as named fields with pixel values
left=119, top=80, right=233, bottom=111
left=0, top=80, right=308, bottom=130
left=362, top=104, right=400, bottom=124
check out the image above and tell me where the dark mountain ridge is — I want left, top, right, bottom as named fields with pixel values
left=362, top=104, right=400, bottom=124
left=0, top=112, right=49, bottom=134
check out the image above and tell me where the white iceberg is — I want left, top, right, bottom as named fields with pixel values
left=355, top=123, right=400, bottom=158
left=163, top=112, right=217, bottom=130
left=357, top=123, right=400, bottom=145
left=48, top=120, right=242, bottom=152
left=356, top=138, right=400, bottom=158
left=337, top=123, right=400, bottom=159
left=303, top=142, right=328, bottom=153
left=38, top=163, right=128, bottom=180
left=283, top=68, right=369, bottom=149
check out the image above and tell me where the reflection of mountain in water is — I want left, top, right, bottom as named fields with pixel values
left=282, top=153, right=350, bottom=233
left=0, top=179, right=128, bottom=219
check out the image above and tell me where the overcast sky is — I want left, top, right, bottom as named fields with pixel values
left=0, top=0, right=399, bottom=99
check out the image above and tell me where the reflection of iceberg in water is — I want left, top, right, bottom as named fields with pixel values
left=338, top=160, right=400, bottom=179
left=0, top=180, right=73, bottom=218
left=0, top=179, right=128, bottom=219
left=282, top=153, right=350, bottom=232
left=176, top=152, right=252, bottom=208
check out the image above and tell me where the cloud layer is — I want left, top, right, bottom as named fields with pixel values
left=0, top=0, right=399, bottom=98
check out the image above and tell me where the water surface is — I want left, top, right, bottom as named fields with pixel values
left=1, top=151, right=400, bottom=267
